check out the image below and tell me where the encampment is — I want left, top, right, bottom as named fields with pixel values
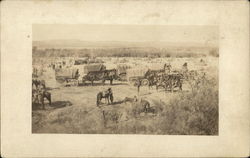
left=55, top=68, right=79, bottom=80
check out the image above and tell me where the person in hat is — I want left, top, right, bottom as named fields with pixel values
left=164, top=63, right=172, bottom=74
left=182, top=62, right=188, bottom=73
left=108, top=88, right=113, bottom=104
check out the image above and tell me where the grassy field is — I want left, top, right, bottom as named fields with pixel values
left=32, top=57, right=218, bottom=135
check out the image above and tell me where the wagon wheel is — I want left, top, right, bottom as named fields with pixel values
left=81, top=77, right=86, bottom=85
left=141, top=79, right=149, bottom=86
left=73, top=79, right=79, bottom=86
left=96, top=73, right=104, bottom=79
left=118, top=73, right=127, bottom=81
left=55, top=77, right=67, bottom=84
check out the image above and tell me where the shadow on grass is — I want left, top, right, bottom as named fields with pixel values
left=32, top=101, right=72, bottom=111
left=32, top=103, right=44, bottom=111
left=50, top=101, right=72, bottom=109
left=111, top=100, right=124, bottom=105
left=97, top=100, right=124, bottom=107
left=78, top=82, right=128, bottom=87
left=46, top=87, right=60, bottom=91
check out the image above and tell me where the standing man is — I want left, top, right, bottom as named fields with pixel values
left=135, top=79, right=142, bottom=96
left=108, top=88, right=114, bottom=104
left=182, top=62, right=188, bottom=72
left=164, top=63, right=172, bottom=74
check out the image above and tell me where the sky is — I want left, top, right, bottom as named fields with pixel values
left=33, top=24, right=218, bottom=46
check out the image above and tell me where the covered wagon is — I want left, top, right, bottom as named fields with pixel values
left=126, top=68, right=149, bottom=86
left=55, top=68, right=80, bottom=86
left=72, top=63, right=106, bottom=78
left=81, top=64, right=119, bottom=85
left=83, top=64, right=106, bottom=74
left=74, top=59, right=88, bottom=65
left=116, top=64, right=131, bottom=81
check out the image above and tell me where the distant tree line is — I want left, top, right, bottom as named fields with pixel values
left=32, top=46, right=219, bottom=58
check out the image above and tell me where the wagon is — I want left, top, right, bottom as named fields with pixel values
left=126, top=68, right=149, bottom=86
left=80, top=64, right=115, bottom=85
left=83, top=69, right=118, bottom=85
left=116, top=64, right=131, bottom=81
left=55, top=68, right=80, bottom=86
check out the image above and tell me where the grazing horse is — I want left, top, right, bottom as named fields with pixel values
left=96, top=88, right=113, bottom=106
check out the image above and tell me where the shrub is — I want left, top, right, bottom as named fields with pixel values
left=158, top=76, right=218, bottom=135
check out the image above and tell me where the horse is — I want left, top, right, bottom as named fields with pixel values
left=32, top=79, right=46, bottom=89
left=140, top=99, right=151, bottom=113
left=101, top=69, right=118, bottom=85
left=155, top=74, right=183, bottom=92
left=96, top=88, right=113, bottom=106
left=144, top=69, right=166, bottom=90
left=32, top=90, right=51, bottom=110
left=166, top=74, right=183, bottom=91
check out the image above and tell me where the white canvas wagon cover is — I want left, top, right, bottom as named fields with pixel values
left=55, top=68, right=79, bottom=79
left=83, top=64, right=106, bottom=73
left=126, top=67, right=148, bottom=79
left=117, top=64, right=131, bottom=74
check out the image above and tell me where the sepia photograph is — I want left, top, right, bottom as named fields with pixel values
left=32, top=24, right=219, bottom=135
left=1, top=0, right=249, bottom=157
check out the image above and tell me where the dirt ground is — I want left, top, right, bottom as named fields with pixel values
left=32, top=80, right=184, bottom=132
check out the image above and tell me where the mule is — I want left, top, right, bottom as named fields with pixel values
left=155, top=74, right=183, bottom=92
left=96, top=88, right=113, bottom=106
left=32, top=90, right=51, bottom=109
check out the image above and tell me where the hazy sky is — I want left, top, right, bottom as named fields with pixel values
left=33, top=24, right=218, bottom=46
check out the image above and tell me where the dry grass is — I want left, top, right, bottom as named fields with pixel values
left=157, top=77, right=218, bottom=135
left=32, top=57, right=218, bottom=135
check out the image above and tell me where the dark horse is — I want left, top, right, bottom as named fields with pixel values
left=96, top=88, right=113, bottom=106
left=144, top=68, right=166, bottom=90
left=32, top=79, right=51, bottom=110
left=32, top=79, right=46, bottom=89
left=32, top=89, right=51, bottom=109
left=156, top=74, right=183, bottom=92
left=101, top=69, right=118, bottom=85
